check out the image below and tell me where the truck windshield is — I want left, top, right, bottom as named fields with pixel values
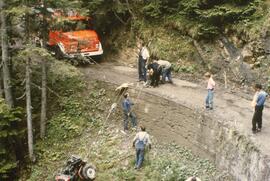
left=52, top=19, right=93, bottom=32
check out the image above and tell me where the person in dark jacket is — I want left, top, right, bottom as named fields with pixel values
left=147, top=62, right=162, bottom=87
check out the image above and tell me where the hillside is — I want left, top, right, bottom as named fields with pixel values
left=98, top=0, right=270, bottom=88
left=23, top=68, right=231, bottom=181
left=1, top=0, right=270, bottom=181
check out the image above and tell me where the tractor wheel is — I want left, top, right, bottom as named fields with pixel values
left=81, top=164, right=96, bottom=180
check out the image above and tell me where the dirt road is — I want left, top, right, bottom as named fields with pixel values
left=80, top=62, right=270, bottom=157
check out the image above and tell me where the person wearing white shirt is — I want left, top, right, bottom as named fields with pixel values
left=138, top=42, right=150, bottom=82
left=156, top=59, right=173, bottom=83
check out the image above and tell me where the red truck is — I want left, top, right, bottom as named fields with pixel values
left=47, top=9, right=103, bottom=59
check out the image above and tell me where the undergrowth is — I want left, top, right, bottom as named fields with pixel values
left=25, top=62, right=227, bottom=180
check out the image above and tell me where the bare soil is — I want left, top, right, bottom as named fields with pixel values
left=80, top=62, right=270, bottom=158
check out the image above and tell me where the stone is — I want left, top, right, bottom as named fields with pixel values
left=264, top=36, right=270, bottom=54
left=241, top=45, right=253, bottom=63
left=254, top=61, right=261, bottom=67
left=257, top=56, right=265, bottom=61
left=230, top=60, right=255, bottom=83
left=218, top=40, right=224, bottom=48
left=231, top=36, right=242, bottom=48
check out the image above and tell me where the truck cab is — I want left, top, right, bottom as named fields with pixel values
left=48, top=10, right=103, bottom=59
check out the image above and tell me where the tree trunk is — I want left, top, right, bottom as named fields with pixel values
left=40, top=1, right=48, bottom=138
left=40, top=59, right=47, bottom=138
left=0, top=0, right=14, bottom=107
left=0, top=71, right=3, bottom=98
left=26, top=57, right=35, bottom=162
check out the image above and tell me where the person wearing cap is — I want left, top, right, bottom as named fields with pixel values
left=122, top=93, right=137, bottom=131
left=205, top=72, right=215, bottom=110
left=185, top=176, right=201, bottom=181
left=251, top=83, right=268, bottom=133
left=132, top=125, right=151, bottom=169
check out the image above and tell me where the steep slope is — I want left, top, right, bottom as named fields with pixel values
left=23, top=63, right=227, bottom=181
left=80, top=62, right=270, bottom=181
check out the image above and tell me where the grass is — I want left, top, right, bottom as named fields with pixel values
left=22, top=62, right=227, bottom=180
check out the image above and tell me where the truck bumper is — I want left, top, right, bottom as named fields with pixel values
left=59, top=43, right=103, bottom=58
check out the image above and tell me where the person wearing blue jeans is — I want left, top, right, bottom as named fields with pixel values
left=138, top=55, right=147, bottom=82
left=132, top=126, right=151, bottom=169
left=138, top=42, right=149, bottom=82
left=124, top=112, right=137, bottom=131
left=122, top=93, right=137, bottom=131
left=205, top=72, right=215, bottom=110
left=156, top=60, right=173, bottom=83
left=162, top=67, right=172, bottom=83
left=205, top=89, right=214, bottom=109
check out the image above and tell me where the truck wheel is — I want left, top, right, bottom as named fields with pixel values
left=81, top=164, right=96, bottom=180
left=92, top=55, right=102, bottom=62
left=54, top=46, right=64, bottom=59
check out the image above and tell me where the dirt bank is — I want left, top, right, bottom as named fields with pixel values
left=80, top=63, right=270, bottom=181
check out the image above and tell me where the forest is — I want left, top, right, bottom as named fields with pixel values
left=1, top=0, right=269, bottom=180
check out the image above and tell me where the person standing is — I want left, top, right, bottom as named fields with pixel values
left=156, top=59, right=173, bottom=83
left=132, top=125, right=151, bottom=169
left=122, top=93, right=137, bottom=131
left=251, top=84, right=268, bottom=133
left=205, top=72, right=215, bottom=110
left=138, top=42, right=150, bottom=82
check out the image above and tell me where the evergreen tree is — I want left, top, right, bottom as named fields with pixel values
left=0, top=99, right=22, bottom=180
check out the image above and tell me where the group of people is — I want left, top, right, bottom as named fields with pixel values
left=138, top=42, right=173, bottom=87
left=204, top=72, right=268, bottom=134
left=120, top=41, right=268, bottom=178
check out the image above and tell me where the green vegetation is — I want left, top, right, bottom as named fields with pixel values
left=0, top=100, right=22, bottom=179
left=1, top=0, right=270, bottom=180
left=24, top=65, right=110, bottom=180
left=24, top=70, right=226, bottom=180
left=87, top=0, right=268, bottom=76
left=87, top=0, right=266, bottom=41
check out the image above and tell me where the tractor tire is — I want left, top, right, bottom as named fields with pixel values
left=81, top=164, right=96, bottom=180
